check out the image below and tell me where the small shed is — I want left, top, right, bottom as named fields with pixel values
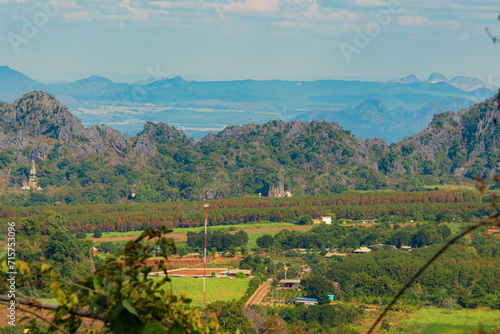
left=227, top=269, right=252, bottom=278
left=353, top=247, right=371, bottom=254
left=279, top=279, right=301, bottom=289
left=401, top=246, right=412, bottom=252
left=292, top=297, right=318, bottom=305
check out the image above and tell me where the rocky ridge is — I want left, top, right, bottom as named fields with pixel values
left=0, top=92, right=187, bottom=164
left=1, top=91, right=499, bottom=181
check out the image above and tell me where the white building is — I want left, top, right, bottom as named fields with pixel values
left=321, top=216, right=332, bottom=224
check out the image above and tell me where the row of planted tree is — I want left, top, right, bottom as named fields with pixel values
left=0, top=190, right=492, bottom=233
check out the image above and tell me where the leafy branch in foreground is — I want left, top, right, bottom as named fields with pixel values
left=1, top=227, right=222, bottom=334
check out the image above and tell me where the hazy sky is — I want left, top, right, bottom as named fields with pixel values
left=1, top=0, right=499, bottom=83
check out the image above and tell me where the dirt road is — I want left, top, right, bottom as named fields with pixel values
left=245, top=280, right=271, bottom=307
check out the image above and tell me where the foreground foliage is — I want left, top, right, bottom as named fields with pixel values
left=1, top=226, right=222, bottom=333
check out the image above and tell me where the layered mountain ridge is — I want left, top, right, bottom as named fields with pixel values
left=0, top=91, right=498, bottom=204
left=0, top=66, right=495, bottom=142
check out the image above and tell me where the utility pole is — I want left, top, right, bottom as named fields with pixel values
left=203, top=203, right=209, bottom=306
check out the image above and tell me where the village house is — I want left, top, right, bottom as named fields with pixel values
left=311, top=216, right=332, bottom=225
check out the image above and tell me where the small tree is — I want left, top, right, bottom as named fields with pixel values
left=296, top=214, right=312, bottom=225
left=177, top=246, right=188, bottom=258
left=380, top=319, right=391, bottom=332
left=256, top=234, right=274, bottom=249
left=93, top=227, right=102, bottom=238
left=442, top=297, right=457, bottom=314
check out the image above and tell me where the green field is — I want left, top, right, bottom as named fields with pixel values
left=86, top=222, right=297, bottom=239
left=40, top=277, right=249, bottom=308
left=170, top=222, right=296, bottom=234
left=87, top=221, right=307, bottom=250
left=155, top=276, right=250, bottom=307
left=395, top=307, right=500, bottom=333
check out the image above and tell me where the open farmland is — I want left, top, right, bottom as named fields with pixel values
left=156, top=277, right=251, bottom=307
left=90, top=222, right=313, bottom=249
left=394, top=307, right=500, bottom=334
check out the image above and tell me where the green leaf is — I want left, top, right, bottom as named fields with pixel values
left=144, top=320, right=165, bottom=334
left=167, top=321, right=184, bottom=334
left=1, top=259, right=8, bottom=272
left=122, top=299, right=139, bottom=317
left=94, top=275, right=103, bottom=291
left=109, top=304, right=143, bottom=334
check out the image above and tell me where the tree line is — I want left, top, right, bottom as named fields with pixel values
left=0, top=190, right=491, bottom=233
left=186, top=229, right=248, bottom=252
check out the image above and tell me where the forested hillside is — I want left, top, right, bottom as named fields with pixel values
left=0, top=91, right=498, bottom=205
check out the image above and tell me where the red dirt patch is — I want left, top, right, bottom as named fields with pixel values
left=168, top=269, right=228, bottom=276
left=93, top=233, right=187, bottom=243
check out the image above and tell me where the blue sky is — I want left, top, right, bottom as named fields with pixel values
left=0, top=0, right=499, bottom=83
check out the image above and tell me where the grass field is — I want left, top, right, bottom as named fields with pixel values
left=155, top=276, right=250, bottom=307
left=445, top=222, right=478, bottom=234
left=394, top=307, right=500, bottom=333
left=423, top=184, right=476, bottom=190
left=86, top=222, right=297, bottom=239
left=37, top=277, right=249, bottom=309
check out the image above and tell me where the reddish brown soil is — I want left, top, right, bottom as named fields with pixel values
left=94, top=232, right=187, bottom=243
left=167, top=269, right=228, bottom=276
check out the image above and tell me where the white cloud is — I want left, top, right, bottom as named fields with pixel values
left=147, top=1, right=202, bottom=10
left=271, top=20, right=311, bottom=28
left=63, top=11, right=91, bottom=22
left=397, top=15, right=428, bottom=26
left=232, top=0, right=280, bottom=13
left=356, top=0, right=387, bottom=7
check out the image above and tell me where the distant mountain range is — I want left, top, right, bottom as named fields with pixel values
left=294, top=97, right=474, bottom=143
left=391, top=72, right=494, bottom=92
left=0, top=66, right=496, bottom=143
left=0, top=91, right=499, bottom=204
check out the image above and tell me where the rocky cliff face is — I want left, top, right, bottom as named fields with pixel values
left=201, top=119, right=378, bottom=169
left=1, top=91, right=499, bottom=183
left=0, top=92, right=187, bottom=164
left=388, top=96, right=500, bottom=177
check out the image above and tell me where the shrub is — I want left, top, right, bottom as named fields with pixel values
left=76, top=232, right=87, bottom=239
